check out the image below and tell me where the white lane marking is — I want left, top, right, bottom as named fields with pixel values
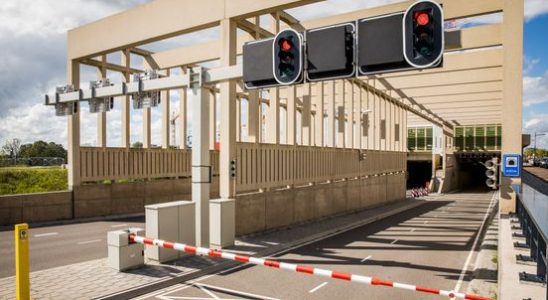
left=77, top=239, right=102, bottom=245
left=361, top=255, right=372, bottom=262
left=452, top=192, right=497, bottom=298
left=195, top=283, right=280, bottom=300
left=309, top=282, right=328, bottom=293
left=423, top=221, right=429, bottom=224
left=34, top=232, right=58, bottom=238
left=409, top=228, right=415, bottom=232
left=111, top=223, right=129, bottom=228
left=390, top=239, right=398, bottom=245
left=197, top=285, right=221, bottom=299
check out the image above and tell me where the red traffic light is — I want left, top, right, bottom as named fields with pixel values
left=414, top=11, right=430, bottom=26
left=280, top=38, right=293, bottom=51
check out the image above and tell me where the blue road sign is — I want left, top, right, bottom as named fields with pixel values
left=502, top=154, right=521, bottom=177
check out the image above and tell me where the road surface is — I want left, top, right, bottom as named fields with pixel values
left=135, top=190, right=495, bottom=300
left=0, top=216, right=144, bottom=278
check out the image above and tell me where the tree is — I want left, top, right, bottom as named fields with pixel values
left=19, top=141, right=67, bottom=160
left=131, top=141, right=143, bottom=148
left=2, top=138, right=22, bottom=159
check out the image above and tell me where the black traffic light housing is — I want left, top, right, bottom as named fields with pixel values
left=273, top=29, right=304, bottom=85
left=306, top=23, right=356, bottom=82
left=243, top=38, right=278, bottom=89
left=403, top=0, right=444, bottom=68
left=357, top=0, right=443, bottom=75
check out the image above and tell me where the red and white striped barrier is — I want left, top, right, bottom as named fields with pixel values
left=129, top=234, right=491, bottom=300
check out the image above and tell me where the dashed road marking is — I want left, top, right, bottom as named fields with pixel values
left=361, top=255, right=372, bottom=262
left=410, top=228, right=415, bottom=233
left=309, top=282, right=328, bottom=293
left=77, top=239, right=102, bottom=245
left=390, top=239, right=399, bottom=245
left=34, top=232, right=58, bottom=238
left=111, top=224, right=129, bottom=228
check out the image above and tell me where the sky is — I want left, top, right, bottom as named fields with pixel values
left=0, top=0, right=547, bottom=148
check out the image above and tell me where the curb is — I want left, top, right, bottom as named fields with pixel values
left=94, top=199, right=428, bottom=300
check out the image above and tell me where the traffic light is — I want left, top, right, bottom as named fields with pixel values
left=305, top=23, right=356, bottom=81
left=484, top=157, right=499, bottom=189
left=243, top=38, right=278, bottom=89
left=403, top=0, right=444, bottom=68
left=273, top=29, right=303, bottom=85
left=357, top=0, right=443, bottom=75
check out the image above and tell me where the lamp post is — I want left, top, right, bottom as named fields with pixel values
left=533, top=132, right=546, bottom=157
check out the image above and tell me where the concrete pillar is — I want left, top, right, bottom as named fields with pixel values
left=500, top=0, right=523, bottom=213
left=121, top=50, right=131, bottom=148
left=96, top=55, right=107, bottom=148
left=267, top=14, right=280, bottom=145
left=336, top=80, right=345, bottom=148
left=347, top=81, right=354, bottom=149
left=302, top=85, right=311, bottom=146
left=315, top=82, right=324, bottom=147
left=326, top=81, right=335, bottom=148
left=219, top=18, right=237, bottom=199
left=248, top=90, right=260, bottom=143
left=287, top=87, right=296, bottom=145
left=179, top=67, right=188, bottom=149
left=190, top=68, right=210, bottom=248
left=161, top=70, right=170, bottom=149
left=67, top=60, right=81, bottom=189
left=210, top=90, right=216, bottom=149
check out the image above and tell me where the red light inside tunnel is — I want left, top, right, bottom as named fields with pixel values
left=415, top=11, right=430, bottom=26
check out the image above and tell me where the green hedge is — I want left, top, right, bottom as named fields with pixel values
left=0, top=167, right=68, bottom=195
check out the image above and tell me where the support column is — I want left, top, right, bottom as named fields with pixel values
left=179, top=67, right=188, bottom=149
left=210, top=90, right=216, bottom=149
left=97, top=55, right=107, bottom=148
left=302, top=85, right=311, bottom=146
left=190, top=68, right=210, bottom=248
left=336, top=80, right=345, bottom=148
left=315, top=82, right=324, bottom=147
left=248, top=90, right=260, bottom=143
left=219, top=18, right=237, bottom=199
left=326, top=81, right=335, bottom=148
left=67, top=60, right=81, bottom=190
left=287, top=87, right=296, bottom=145
left=267, top=13, right=280, bottom=144
left=500, top=0, right=523, bottom=213
left=161, top=70, right=170, bottom=149
left=347, top=81, right=354, bottom=149
left=121, top=50, right=131, bottom=148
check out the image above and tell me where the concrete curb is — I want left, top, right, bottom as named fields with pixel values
left=0, top=213, right=145, bottom=232
left=94, top=199, right=428, bottom=300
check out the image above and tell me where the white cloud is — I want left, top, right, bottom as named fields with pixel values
left=525, top=0, right=548, bottom=21
left=523, top=71, right=548, bottom=107
left=524, top=113, right=548, bottom=148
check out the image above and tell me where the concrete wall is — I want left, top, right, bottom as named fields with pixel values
left=1, top=173, right=406, bottom=233
left=1, top=178, right=220, bottom=226
left=235, top=173, right=406, bottom=236
left=0, top=191, right=72, bottom=225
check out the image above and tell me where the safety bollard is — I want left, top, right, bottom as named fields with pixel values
left=14, top=223, right=30, bottom=300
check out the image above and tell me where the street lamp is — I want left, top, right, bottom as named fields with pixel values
left=533, top=132, right=547, bottom=157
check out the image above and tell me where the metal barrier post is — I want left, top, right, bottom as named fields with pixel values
left=14, top=223, right=30, bottom=300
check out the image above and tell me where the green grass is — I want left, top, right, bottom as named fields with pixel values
left=0, top=166, right=68, bottom=195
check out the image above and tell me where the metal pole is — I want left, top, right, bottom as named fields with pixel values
left=15, top=223, right=30, bottom=300
left=189, top=67, right=210, bottom=248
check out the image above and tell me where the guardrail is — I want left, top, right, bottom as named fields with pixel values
left=514, top=184, right=548, bottom=296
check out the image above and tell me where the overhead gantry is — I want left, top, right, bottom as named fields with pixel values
left=47, top=0, right=522, bottom=245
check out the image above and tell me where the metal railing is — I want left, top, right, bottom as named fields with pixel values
left=514, top=184, right=548, bottom=296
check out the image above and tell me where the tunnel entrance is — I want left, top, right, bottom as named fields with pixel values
left=407, top=161, right=432, bottom=189
left=456, top=154, right=500, bottom=191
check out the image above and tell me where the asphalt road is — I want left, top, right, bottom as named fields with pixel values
left=0, top=216, right=144, bottom=278
left=135, top=190, right=496, bottom=300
